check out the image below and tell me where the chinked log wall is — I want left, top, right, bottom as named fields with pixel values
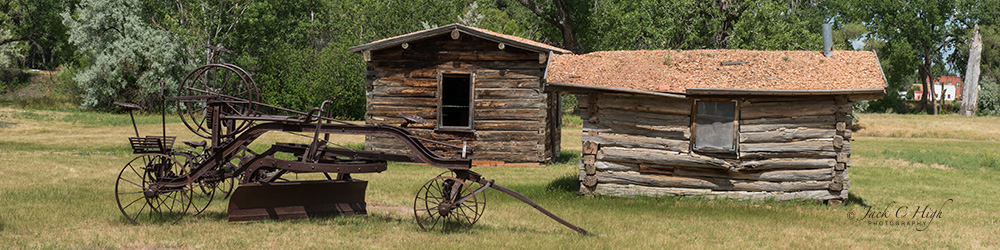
left=364, top=35, right=554, bottom=163
left=577, top=93, right=852, bottom=203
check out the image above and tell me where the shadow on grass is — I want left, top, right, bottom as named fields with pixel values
left=200, top=211, right=230, bottom=221
left=114, top=212, right=189, bottom=225
left=469, top=221, right=570, bottom=235
left=846, top=193, right=868, bottom=207
left=553, top=150, right=581, bottom=165
left=546, top=174, right=580, bottom=193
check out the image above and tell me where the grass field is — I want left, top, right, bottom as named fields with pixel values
left=1, top=108, right=998, bottom=249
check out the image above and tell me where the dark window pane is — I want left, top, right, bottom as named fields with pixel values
left=695, top=101, right=735, bottom=151
left=440, top=74, right=471, bottom=128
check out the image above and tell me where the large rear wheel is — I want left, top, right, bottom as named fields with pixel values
left=176, top=64, right=259, bottom=139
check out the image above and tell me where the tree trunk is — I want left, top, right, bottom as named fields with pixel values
left=961, top=25, right=983, bottom=116
left=715, top=0, right=748, bottom=49
left=939, top=88, right=947, bottom=112
left=515, top=0, right=582, bottom=53
left=919, top=64, right=931, bottom=114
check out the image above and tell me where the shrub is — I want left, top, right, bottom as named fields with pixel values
left=0, top=69, right=30, bottom=93
left=61, top=0, right=193, bottom=111
left=978, top=77, right=1000, bottom=116
left=867, top=91, right=904, bottom=113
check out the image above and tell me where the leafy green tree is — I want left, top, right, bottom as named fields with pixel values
left=139, top=0, right=252, bottom=66
left=847, top=0, right=960, bottom=114
left=977, top=77, right=1000, bottom=115
left=0, top=28, right=28, bottom=92
left=530, top=0, right=841, bottom=52
left=584, top=0, right=718, bottom=50
left=982, top=25, right=1000, bottom=89
left=0, top=29, right=26, bottom=69
left=0, top=0, right=79, bottom=69
left=511, top=0, right=584, bottom=53
left=950, top=1, right=1000, bottom=98
left=833, top=22, right=867, bottom=50
left=62, top=0, right=192, bottom=111
left=467, top=0, right=549, bottom=42
left=727, top=0, right=828, bottom=50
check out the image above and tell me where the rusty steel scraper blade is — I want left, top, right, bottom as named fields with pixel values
left=228, top=179, right=368, bottom=221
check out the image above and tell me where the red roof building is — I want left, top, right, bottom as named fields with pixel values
left=912, top=76, right=963, bottom=101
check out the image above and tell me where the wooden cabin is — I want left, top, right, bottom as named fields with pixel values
left=546, top=50, right=886, bottom=204
left=348, top=24, right=570, bottom=164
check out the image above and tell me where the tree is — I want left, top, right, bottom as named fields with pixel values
left=513, top=0, right=582, bottom=53
left=513, top=0, right=845, bottom=53
left=849, top=0, right=960, bottom=114
left=476, top=0, right=547, bottom=40
left=0, top=29, right=26, bottom=69
left=727, top=0, right=830, bottom=50
left=584, top=0, right=720, bottom=50
left=982, top=25, right=1000, bottom=93
left=0, top=0, right=78, bottom=69
left=942, top=0, right=1000, bottom=115
left=140, top=0, right=253, bottom=66
left=960, top=25, right=983, bottom=116
left=978, top=77, right=1000, bottom=115
left=62, top=0, right=192, bottom=111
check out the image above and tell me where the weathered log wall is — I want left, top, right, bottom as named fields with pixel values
left=364, top=35, right=557, bottom=163
left=578, top=93, right=852, bottom=203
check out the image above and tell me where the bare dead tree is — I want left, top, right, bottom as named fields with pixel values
left=961, top=25, right=983, bottom=116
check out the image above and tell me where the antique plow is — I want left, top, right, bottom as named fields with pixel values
left=113, top=64, right=587, bottom=234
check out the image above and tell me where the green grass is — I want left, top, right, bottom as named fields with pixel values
left=0, top=109, right=998, bottom=248
left=854, top=137, right=1000, bottom=171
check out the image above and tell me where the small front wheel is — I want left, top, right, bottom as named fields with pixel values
left=413, top=176, right=485, bottom=233
left=115, top=153, right=192, bottom=224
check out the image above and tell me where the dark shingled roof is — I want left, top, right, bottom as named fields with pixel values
left=349, top=23, right=570, bottom=54
left=547, top=49, right=886, bottom=95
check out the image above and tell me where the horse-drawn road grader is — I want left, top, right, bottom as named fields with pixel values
left=113, top=64, right=587, bottom=234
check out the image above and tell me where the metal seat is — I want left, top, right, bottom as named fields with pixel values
left=128, top=136, right=175, bottom=154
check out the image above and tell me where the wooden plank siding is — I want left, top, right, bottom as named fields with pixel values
left=363, top=34, right=557, bottom=163
left=578, top=93, right=852, bottom=203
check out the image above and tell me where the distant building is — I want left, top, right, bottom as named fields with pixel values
left=913, top=76, right=963, bottom=101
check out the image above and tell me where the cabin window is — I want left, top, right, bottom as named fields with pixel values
left=692, top=100, right=737, bottom=152
left=438, top=73, right=474, bottom=130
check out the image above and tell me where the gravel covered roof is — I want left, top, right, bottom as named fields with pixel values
left=547, top=49, right=886, bottom=94
left=349, top=24, right=570, bottom=54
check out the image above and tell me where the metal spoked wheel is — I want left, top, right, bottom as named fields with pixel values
left=214, top=163, right=237, bottom=199
left=177, top=64, right=259, bottom=139
left=413, top=174, right=486, bottom=233
left=115, top=153, right=193, bottom=224
left=190, top=174, right=217, bottom=216
left=169, top=149, right=215, bottom=215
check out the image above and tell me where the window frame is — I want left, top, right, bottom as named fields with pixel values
left=436, top=71, right=475, bottom=131
left=690, top=98, right=739, bottom=153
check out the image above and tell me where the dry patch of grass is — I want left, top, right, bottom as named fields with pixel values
left=873, top=158, right=955, bottom=170
left=855, top=113, right=1000, bottom=140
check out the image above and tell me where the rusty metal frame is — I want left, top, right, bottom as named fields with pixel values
left=114, top=63, right=588, bottom=235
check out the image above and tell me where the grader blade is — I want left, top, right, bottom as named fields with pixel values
left=228, top=179, right=368, bottom=221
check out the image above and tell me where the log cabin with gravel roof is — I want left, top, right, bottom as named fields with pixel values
left=547, top=49, right=886, bottom=204
left=352, top=25, right=886, bottom=203
left=349, top=24, right=570, bottom=165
